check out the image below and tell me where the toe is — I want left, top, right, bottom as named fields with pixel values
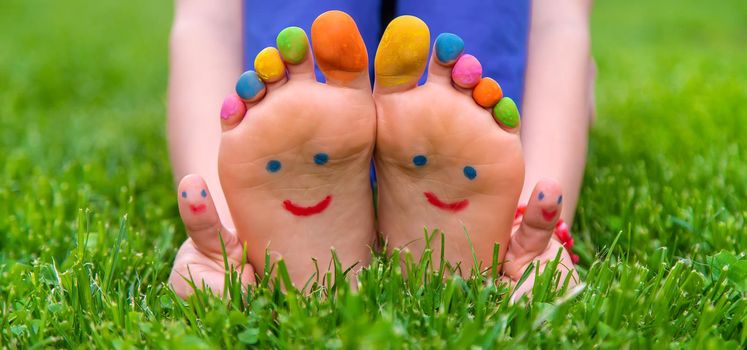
left=235, top=70, right=266, bottom=103
left=426, top=33, right=465, bottom=85
left=503, top=179, right=563, bottom=278
left=276, top=26, right=315, bottom=79
left=472, top=77, right=503, bottom=108
left=311, top=10, right=370, bottom=89
left=220, top=93, right=247, bottom=130
left=451, top=54, right=482, bottom=89
left=177, top=174, right=238, bottom=254
left=374, top=15, right=430, bottom=94
left=434, top=33, right=465, bottom=65
left=254, top=47, right=287, bottom=86
left=493, top=97, right=521, bottom=131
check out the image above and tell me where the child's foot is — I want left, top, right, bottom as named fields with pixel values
left=218, top=11, right=376, bottom=286
left=503, top=180, right=579, bottom=299
left=373, top=17, right=524, bottom=271
left=169, top=175, right=255, bottom=298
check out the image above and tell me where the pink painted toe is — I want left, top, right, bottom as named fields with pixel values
left=220, top=93, right=242, bottom=120
left=451, top=54, right=482, bottom=88
left=219, top=93, right=248, bottom=130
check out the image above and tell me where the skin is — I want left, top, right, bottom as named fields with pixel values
left=167, top=0, right=242, bottom=230
left=520, top=0, right=594, bottom=225
left=167, top=2, right=589, bottom=297
left=373, top=18, right=577, bottom=286
left=373, top=16, right=521, bottom=270
left=218, top=11, right=376, bottom=287
left=169, top=174, right=254, bottom=298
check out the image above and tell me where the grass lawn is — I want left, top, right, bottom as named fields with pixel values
left=2, top=0, right=747, bottom=348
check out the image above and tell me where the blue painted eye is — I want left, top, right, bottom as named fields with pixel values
left=201, top=189, right=207, bottom=198
left=412, top=155, right=428, bottom=167
left=181, top=191, right=187, bottom=198
left=463, top=166, right=477, bottom=180
left=266, top=159, right=282, bottom=173
left=557, top=195, right=563, bottom=204
left=314, top=153, right=329, bottom=165
left=538, top=191, right=545, bottom=201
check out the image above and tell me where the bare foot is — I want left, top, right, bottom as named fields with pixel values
left=218, top=11, right=377, bottom=286
left=373, top=17, right=524, bottom=272
left=169, top=175, right=254, bottom=298
left=504, top=179, right=579, bottom=299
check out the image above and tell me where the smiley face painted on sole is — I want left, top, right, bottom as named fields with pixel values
left=410, top=155, right=482, bottom=213
left=265, top=153, right=335, bottom=217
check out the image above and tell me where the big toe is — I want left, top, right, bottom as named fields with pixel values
left=311, top=10, right=370, bottom=88
left=374, top=15, right=430, bottom=93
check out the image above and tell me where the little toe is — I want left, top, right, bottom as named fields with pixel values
left=374, top=15, right=430, bottom=94
left=220, top=93, right=248, bottom=130
left=426, top=33, right=465, bottom=85
left=311, top=10, right=370, bottom=89
left=177, top=174, right=237, bottom=254
left=493, top=96, right=521, bottom=132
left=276, top=26, right=315, bottom=79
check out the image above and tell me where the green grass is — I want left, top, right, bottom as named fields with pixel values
left=1, top=0, right=747, bottom=348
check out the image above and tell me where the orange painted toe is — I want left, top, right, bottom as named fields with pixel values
left=472, top=77, right=503, bottom=108
left=311, top=11, right=368, bottom=83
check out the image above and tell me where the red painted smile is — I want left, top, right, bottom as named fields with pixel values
left=541, top=209, right=557, bottom=221
left=424, top=192, right=469, bottom=212
left=189, top=203, right=207, bottom=214
left=283, top=195, right=332, bottom=216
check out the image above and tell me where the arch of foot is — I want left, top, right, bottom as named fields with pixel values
left=434, top=33, right=521, bottom=130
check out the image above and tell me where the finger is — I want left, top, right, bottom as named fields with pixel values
left=169, top=240, right=256, bottom=299
left=177, top=174, right=238, bottom=253
left=503, top=179, right=563, bottom=279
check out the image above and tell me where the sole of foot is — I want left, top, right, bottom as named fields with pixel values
left=218, top=11, right=376, bottom=287
left=373, top=16, right=525, bottom=273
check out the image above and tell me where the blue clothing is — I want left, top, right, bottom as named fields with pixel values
left=242, top=0, right=530, bottom=107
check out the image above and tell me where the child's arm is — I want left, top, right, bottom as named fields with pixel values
left=520, top=0, right=594, bottom=225
left=167, top=0, right=243, bottom=226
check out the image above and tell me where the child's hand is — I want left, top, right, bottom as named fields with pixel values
left=502, top=180, right=579, bottom=300
left=169, top=175, right=255, bottom=299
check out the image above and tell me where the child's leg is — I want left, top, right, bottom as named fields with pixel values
left=519, top=0, right=593, bottom=225
left=167, top=0, right=244, bottom=228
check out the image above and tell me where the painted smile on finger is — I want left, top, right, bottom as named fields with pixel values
left=541, top=209, right=557, bottom=221
left=424, top=192, right=469, bottom=212
left=283, top=195, right=332, bottom=216
left=189, top=203, right=207, bottom=214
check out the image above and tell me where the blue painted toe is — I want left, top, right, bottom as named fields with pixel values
left=435, top=33, right=464, bottom=64
left=235, top=70, right=265, bottom=100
